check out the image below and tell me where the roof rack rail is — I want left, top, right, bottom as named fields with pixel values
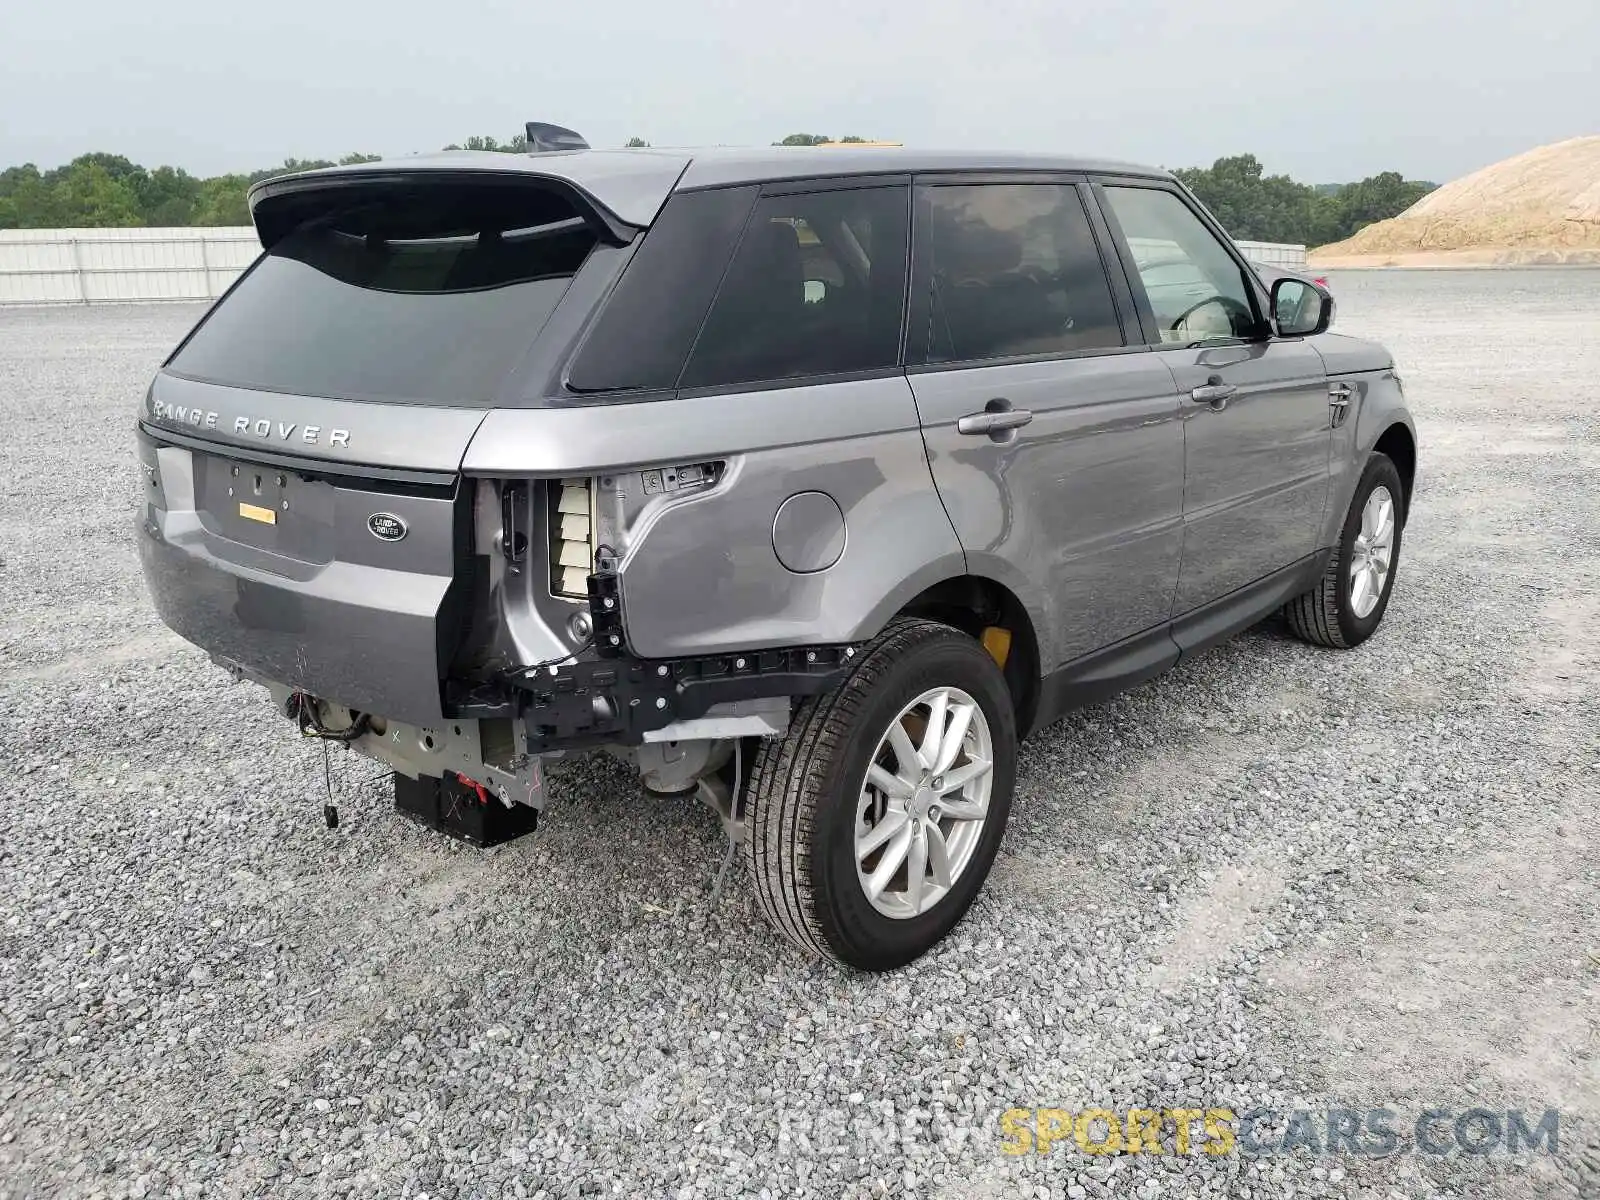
left=525, top=122, right=590, bottom=154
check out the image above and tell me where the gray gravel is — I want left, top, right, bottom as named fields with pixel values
left=2, top=274, right=1598, bottom=1200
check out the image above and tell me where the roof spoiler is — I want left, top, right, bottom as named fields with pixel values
left=525, top=122, right=589, bottom=153
left=247, top=168, right=635, bottom=249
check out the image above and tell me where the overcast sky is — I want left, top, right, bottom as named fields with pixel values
left=3, top=0, right=1596, bottom=184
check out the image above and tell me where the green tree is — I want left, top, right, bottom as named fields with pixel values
left=0, top=164, right=54, bottom=227
left=624, top=137, right=650, bottom=148
left=133, top=166, right=202, bottom=226
left=444, top=135, right=528, bottom=153
left=49, top=162, right=143, bottom=226
left=1174, top=154, right=1321, bottom=244
left=0, top=145, right=1436, bottom=239
left=193, top=174, right=252, bottom=226
left=1174, top=154, right=1434, bottom=246
left=62, top=152, right=146, bottom=188
left=1331, top=171, right=1433, bottom=234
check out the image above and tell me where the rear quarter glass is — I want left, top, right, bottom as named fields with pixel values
left=565, top=185, right=757, bottom=393
left=169, top=184, right=599, bottom=406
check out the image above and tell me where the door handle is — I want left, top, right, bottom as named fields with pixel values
left=957, top=409, right=1034, bottom=436
left=1190, top=380, right=1238, bottom=410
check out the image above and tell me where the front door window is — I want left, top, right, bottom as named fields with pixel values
left=1101, top=186, right=1261, bottom=345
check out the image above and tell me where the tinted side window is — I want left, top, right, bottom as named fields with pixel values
left=567, top=186, right=757, bottom=392
left=917, top=183, right=1122, bottom=364
left=1101, top=186, right=1260, bottom=344
left=679, top=185, right=909, bottom=390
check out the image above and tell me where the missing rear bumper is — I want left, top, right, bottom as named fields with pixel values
left=509, top=643, right=858, bottom=754
left=254, top=637, right=856, bottom=810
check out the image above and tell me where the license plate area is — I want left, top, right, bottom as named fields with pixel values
left=195, top=453, right=335, bottom=564
left=234, top=463, right=283, bottom=526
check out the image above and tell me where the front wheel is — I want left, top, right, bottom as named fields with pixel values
left=744, top=619, right=1017, bottom=970
left=1283, top=452, right=1405, bottom=648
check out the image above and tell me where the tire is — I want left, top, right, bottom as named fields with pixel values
left=745, top=619, right=1017, bottom=970
left=1283, top=452, right=1405, bottom=649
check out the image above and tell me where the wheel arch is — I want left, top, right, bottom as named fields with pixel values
left=894, top=574, right=1044, bottom=736
left=1372, top=422, right=1416, bottom=520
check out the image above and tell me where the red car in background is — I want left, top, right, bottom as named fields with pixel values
left=1253, top=261, right=1334, bottom=329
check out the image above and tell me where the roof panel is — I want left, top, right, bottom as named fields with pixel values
left=675, top=146, right=1170, bottom=189
left=248, top=147, right=1170, bottom=233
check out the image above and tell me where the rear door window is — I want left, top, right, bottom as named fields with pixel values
left=911, top=182, right=1124, bottom=364
left=168, top=183, right=599, bottom=405
left=678, top=184, right=910, bottom=390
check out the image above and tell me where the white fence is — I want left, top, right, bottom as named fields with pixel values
left=0, top=227, right=260, bottom=306
left=0, top=226, right=1308, bottom=306
left=1236, top=239, right=1307, bottom=268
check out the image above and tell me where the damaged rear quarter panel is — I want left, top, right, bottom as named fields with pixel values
left=463, top=376, right=967, bottom=658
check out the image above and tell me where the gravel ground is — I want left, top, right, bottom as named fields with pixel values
left=2, top=272, right=1598, bottom=1200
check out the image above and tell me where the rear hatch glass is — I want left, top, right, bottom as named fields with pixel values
left=168, top=181, right=598, bottom=405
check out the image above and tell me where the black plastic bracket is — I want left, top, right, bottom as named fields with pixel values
left=516, top=644, right=857, bottom=754
left=587, top=564, right=626, bottom=657
left=500, top=482, right=529, bottom=566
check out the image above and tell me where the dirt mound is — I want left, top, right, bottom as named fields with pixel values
left=1311, top=135, right=1600, bottom=267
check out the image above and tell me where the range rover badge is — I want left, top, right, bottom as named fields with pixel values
left=367, top=513, right=408, bottom=542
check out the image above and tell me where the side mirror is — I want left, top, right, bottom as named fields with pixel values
left=1271, top=277, right=1334, bottom=337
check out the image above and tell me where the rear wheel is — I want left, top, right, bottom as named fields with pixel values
left=745, top=619, right=1016, bottom=970
left=1284, top=452, right=1405, bottom=649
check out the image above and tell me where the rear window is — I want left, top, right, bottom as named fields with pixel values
left=169, top=183, right=598, bottom=405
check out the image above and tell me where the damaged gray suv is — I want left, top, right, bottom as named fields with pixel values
left=136, top=126, right=1416, bottom=970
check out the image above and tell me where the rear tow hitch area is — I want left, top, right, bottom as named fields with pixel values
left=286, top=692, right=372, bottom=742
left=394, top=771, right=540, bottom=848
left=283, top=691, right=546, bottom=847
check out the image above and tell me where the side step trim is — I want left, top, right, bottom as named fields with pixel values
left=1030, top=550, right=1330, bottom=734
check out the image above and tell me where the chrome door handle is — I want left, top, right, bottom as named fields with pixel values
left=1190, top=382, right=1237, bottom=409
left=957, top=409, right=1034, bottom=435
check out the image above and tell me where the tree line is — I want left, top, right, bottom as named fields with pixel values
left=1172, top=154, right=1435, bottom=247
left=0, top=139, right=1432, bottom=247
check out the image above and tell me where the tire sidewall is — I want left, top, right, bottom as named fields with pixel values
left=809, top=631, right=1016, bottom=969
left=1335, top=454, right=1405, bottom=645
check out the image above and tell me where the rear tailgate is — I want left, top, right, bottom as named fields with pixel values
left=136, top=418, right=470, bottom=727
left=135, top=170, right=614, bottom=724
left=142, top=375, right=487, bottom=475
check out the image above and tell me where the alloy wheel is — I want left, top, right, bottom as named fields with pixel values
left=854, top=686, right=994, bottom=919
left=1349, top=484, right=1396, bottom=619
